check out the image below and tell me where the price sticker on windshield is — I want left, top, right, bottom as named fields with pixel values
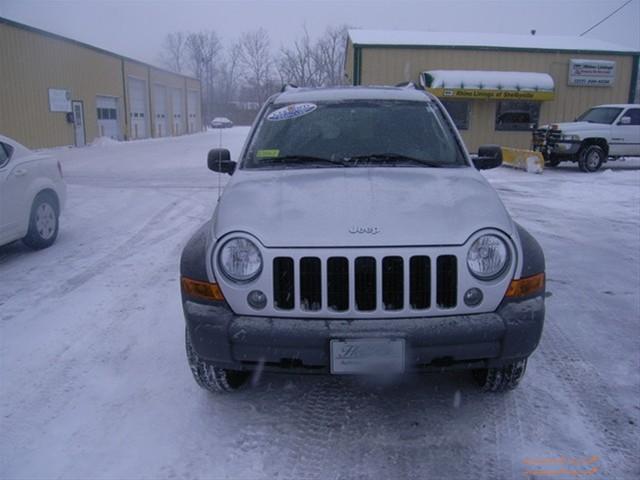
left=267, top=103, right=317, bottom=121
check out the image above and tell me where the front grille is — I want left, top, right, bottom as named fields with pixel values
left=272, top=255, right=458, bottom=313
left=533, top=127, right=562, bottom=147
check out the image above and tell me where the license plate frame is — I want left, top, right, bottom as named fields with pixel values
left=330, top=338, right=405, bottom=375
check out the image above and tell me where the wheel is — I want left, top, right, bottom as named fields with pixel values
left=473, top=358, right=527, bottom=392
left=578, top=145, right=605, bottom=172
left=185, top=328, right=250, bottom=393
left=22, top=192, right=59, bottom=250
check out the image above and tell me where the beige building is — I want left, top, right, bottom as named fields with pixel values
left=346, top=30, right=639, bottom=151
left=0, top=17, right=202, bottom=149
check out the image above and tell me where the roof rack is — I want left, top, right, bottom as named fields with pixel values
left=394, top=81, right=423, bottom=91
left=280, top=83, right=299, bottom=92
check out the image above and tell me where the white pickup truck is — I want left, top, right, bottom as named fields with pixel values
left=533, top=104, right=640, bottom=172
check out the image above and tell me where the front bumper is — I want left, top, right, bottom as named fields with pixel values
left=533, top=141, right=581, bottom=158
left=183, top=296, right=545, bottom=373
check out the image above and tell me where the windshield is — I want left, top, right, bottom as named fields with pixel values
left=576, top=107, right=623, bottom=124
left=243, top=100, right=466, bottom=169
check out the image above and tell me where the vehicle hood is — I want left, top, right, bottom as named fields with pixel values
left=213, top=167, right=515, bottom=248
left=540, top=121, right=608, bottom=134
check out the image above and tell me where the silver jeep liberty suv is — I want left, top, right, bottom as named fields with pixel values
left=180, top=84, right=545, bottom=393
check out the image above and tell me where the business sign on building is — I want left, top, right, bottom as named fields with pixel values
left=48, top=88, right=71, bottom=112
left=568, top=59, right=615, bottom=87
left=430, top=88, right=555, bottom=101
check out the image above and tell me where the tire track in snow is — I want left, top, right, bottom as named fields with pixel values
left=0, top=234, right=191, bottom=472
left=1, top=197, right=200, bottom=314
left=537, top=319, right=639, bottom=478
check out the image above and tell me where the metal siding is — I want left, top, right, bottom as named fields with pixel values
left=358, top=47, right=635, bottom=151
left=345, top=39, right=354, bottom=85
left=0, top=22, right=124, bottom=148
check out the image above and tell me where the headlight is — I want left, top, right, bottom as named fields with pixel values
left=559, top=134, right=580, bottom=141
left=467, top=235, right=510, bottom=280
left=218, top=237, right=263, bottom=282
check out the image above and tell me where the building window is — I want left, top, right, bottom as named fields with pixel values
left=495, top=101, right=541, bottom=131
left=440, top=100, right=470, bottom=130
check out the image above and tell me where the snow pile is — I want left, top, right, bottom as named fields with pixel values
left=90, top=136, right=122, bottom=147
left=421, top=70, right=554, bottom=92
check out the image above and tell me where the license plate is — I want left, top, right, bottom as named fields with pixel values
left=330, top=338, right=405, bottom=374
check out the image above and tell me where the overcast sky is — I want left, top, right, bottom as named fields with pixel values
left=1, top=0, right=639, bottom=68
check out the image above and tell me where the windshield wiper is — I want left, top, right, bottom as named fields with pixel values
left=343, top=153, right=445, bottom=168
left=256, top=155, right=347, bottom=167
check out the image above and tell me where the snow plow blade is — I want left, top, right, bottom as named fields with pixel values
left=500, top=147, right=544, bottom=174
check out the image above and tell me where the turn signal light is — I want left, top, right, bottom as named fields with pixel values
left=181, top=277, right=225, bottom=301
left=505, top=273, right=545, bottom=298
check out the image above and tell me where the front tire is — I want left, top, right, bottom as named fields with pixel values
left=545, top=157, right=561, bottom=167
left=185, top=328, right=250, bottom=393
left=473, top=358, right=528, bottom=392
left=578, top=145, right=605, bottom=172
left=22, top=192, right=59, bottom=250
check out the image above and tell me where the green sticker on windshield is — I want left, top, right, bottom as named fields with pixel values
left=257, top=149, right=280, bottom=158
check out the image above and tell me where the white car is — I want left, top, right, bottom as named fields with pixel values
left=210, top=117, right=233, bottom=129
left=0, top=135, right=66, bottom=249
left=533, top=104, right=640, bottom=172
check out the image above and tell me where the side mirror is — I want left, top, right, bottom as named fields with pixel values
left=618, top=116, right=631, bottom=125
left=207, top=148, right=236, bottom=175
left=473, top=145, right=503, bottom=170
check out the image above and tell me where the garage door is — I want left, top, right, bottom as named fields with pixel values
left=187, top=90, right=199, bottom=133
left=171, top=88, right=184, bottom=136
left=128, top=77, right=147, bottom=139
left=153, top=85, right=168, bottom=137
left=96, top=96, right=120, bottom=140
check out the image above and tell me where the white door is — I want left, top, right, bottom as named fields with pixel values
left=612, top=108, right=640, bottom=156
left=153, top=85, right=168, bottom=137
left=72, top=101, right=85, bottom=147
left=128, top=77, right=148, bottom=139
left=187, top=90, right=199, bottom=133
left=0, top=143, right=31, bottom=243
left=96, top=96, right=120, bottom=139
left=171, top=88, right=184, bottom=136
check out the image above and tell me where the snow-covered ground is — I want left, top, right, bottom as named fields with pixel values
left=1, top=128, right=638, bottom=479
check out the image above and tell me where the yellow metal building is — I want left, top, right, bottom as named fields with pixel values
left=0, top=17, right=202, bottom=149
left=346, top=30, right=639, bottom=152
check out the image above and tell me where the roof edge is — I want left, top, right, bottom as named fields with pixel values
left=347, top=29, right=640, bottom=56
left=0, top=15, right=201, bottom=83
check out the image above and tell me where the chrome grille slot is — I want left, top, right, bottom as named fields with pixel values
left=355, top=257, right=376, bottom=311
left=273, top=257, right=294, bottom=310
left=300, top=257, right=321, bottom=311
left=410, top=255, right=431, bottom=309
left=382, top=256, right=404, bottom=310
left=266, top=250, right=467, bottom=316
left=436, top=255, right=457, bottom=308
left=327, top=257, right=349, bottom=311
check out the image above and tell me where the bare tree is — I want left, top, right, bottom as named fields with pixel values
left=238, top=28, right=274, bottom=103
left=277, top=27, right=322, bottom=87
left=316, top=25, right=349, bottom=86
left=218, top=43, right=242, bottom=105
left=159, top=32, right=187, bottom=73
left=186, top=31, right=223, bottom=122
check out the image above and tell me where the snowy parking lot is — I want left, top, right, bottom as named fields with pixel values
left=1, top=128, right=639, bottom=479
